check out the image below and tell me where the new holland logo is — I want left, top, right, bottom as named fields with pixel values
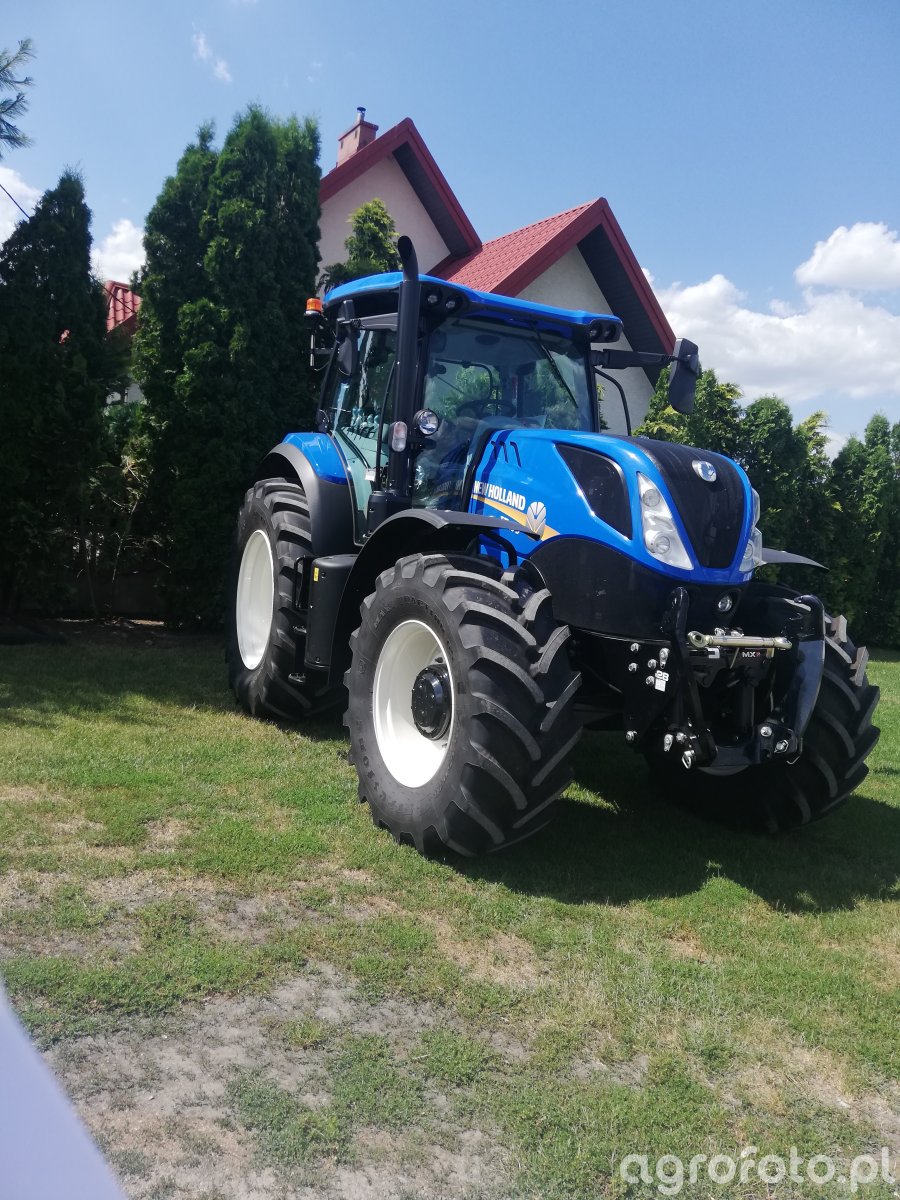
left=692, top=459, right=717, bottom=483
left=526, top=500, right=547, bottom=536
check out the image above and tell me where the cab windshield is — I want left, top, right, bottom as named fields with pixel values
left=415, top=317, right=592, bottom=508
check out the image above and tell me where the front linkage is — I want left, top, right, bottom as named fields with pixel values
left=618, top=586, right=826, bottom=772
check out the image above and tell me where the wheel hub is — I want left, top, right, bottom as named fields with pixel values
left=372, top=619, right=455, bottom=788
left=411, top=665, right=452, bottom=739
left=235, top=529, right=274, bottom=670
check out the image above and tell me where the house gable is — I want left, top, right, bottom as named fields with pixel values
left=319, top=155, right=453, bottom=277
left=320, top=117, right=479, bottom=273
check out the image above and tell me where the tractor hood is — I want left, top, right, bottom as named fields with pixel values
left=467, top=428, right=757, bottom=587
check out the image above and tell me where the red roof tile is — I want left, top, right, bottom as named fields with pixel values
left=436, top=202, right=594, bottom=293
left=104, top=280, right=141, bottom=335
left=436, top=199, right=674, bottom=353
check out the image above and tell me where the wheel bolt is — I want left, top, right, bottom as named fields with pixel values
left=625, top=730, right=636, bottom=743
left=628, top=662, right=638, bottom=673
left=630, top=643, right=640, bottom=653
left=760, top=725, right=773, bottom=738
left=645, top=676, right=655, bottom=687
left=647, top=659, right=657, bottom=669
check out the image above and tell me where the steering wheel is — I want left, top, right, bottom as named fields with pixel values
left=456, top=397, right=517, bottom=420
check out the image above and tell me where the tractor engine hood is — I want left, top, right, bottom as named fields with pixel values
left=466, top=428, right=756, bottom=587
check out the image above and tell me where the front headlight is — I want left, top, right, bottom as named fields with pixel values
left=740, top=488, right=764, bottom=572
left=638, top=474, right=693, bottom=570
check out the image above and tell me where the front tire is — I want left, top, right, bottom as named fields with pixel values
left=345, top=553, right=582, bottom=856
left=227, top=478, right=338, bottom=721
left=649, top=613, right=880, bottom=832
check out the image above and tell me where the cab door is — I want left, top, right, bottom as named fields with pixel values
left=323, top=322, right=397, bottom=542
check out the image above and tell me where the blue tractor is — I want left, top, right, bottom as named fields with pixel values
left=226, top=238, right=879, bottom=855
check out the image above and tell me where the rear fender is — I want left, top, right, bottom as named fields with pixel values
left=253, top=435, right=355, bottom=556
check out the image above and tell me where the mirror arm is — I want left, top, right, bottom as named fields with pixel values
left=596, top=370, right=631, bottom=436
left=593, top=349, right=677, bottom=371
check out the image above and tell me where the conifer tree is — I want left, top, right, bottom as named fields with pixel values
left=0, top=171, right=114, bottom=611
left=135, top=108, right=321, bottom=624
left=319, top=198, right=399, bottom=292
left=0, top=38, right=34, bottom=157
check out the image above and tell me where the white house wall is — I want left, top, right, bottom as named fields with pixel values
left=517, top=249, right=654, bottom=432
left=319, top=156, right=451, bottom=279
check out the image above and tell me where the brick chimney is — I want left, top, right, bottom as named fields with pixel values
left=336, top=106, right=379, bottom=166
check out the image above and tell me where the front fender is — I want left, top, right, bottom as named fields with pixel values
left=328, top=509, right=529, bottom=685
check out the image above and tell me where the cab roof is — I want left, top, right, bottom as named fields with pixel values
left=323, top=271, right=623, bottom=338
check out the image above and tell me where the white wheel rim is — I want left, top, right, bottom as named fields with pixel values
left=373, top=619, right=454, bottom=788
left=236, top=529, right=275, bottom=670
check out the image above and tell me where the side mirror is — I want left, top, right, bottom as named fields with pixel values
left=668, top=338, right=700, bottom=414
left=337, top=325, right=358, bottom=378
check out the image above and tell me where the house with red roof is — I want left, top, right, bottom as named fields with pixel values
left=102, top=280, right=143, bottom=403
left=320, top=109, right=674, bottom=427
left=105, top=110, right=673, bottom=427
left=104, top=280, right=141, bottom=337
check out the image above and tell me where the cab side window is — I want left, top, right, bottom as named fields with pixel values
left=324, top=326, right=397, bottom=540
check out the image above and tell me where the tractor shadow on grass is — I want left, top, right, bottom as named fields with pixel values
left=460, top=732, right=900, bottom=915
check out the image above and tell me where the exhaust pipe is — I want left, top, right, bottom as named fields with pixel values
left=390, top=236, right=420, bottom=497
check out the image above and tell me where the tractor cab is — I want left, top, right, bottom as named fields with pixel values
left=311, top=250, right=698, bottom=544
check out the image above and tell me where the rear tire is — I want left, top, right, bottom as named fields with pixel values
left=227, top=478, right=339, bottom=721
left=345, top=553, right=582, bottom=856
left=649, top=613, right=880, bottom=832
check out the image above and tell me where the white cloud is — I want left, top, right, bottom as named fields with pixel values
left=192, top=31, right=211, bottom=61
left=192, top=29, right=232, bottom=83
left=656, top=268, right=900, bottom=432
left=0, top=165, right=41, bottom=245
left=795, top=222, right=900, bottom=291
left=92, top=218, right=145, bottom=282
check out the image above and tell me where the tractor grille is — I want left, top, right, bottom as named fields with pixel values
left=556, top=444, right=632, bottom=538
left=634, top=439, right=746, bottom=569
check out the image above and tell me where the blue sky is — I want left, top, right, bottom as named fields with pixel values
left=3, top=0, right=900, bottom=445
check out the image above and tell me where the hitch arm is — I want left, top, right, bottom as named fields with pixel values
left=688, top=631, right=792, bottom=654
left=662, top=588, right=717, bottom=766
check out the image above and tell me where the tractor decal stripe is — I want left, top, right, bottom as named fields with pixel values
left=478, top=497, right=558, bottom=541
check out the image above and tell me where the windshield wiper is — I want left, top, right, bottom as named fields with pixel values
left=533, top=331, right=579, bottom=411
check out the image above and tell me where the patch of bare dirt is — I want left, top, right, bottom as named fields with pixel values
left=44, top=965, right=509, bottom=1200
left=422, top=916, right=545, bottom=989
left=725, top=1040, right=900, bottom=1164
left=0, top=867, right=65, bottom=907
left=340, top=895, right=405, bottom=922
left=863, top=936, right=900, bottom=991
left=0, top=784, right=63, bottom=806
left=666, top=929, right=714, bottom=964
left=572, top=1048, right=649, bottom=1089
left=143, top=818, right=190, bottom=854
left=198, top=893, right=321, bottom=945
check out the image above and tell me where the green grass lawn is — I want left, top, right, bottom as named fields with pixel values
left=0, top=630, right=897, bottom=1199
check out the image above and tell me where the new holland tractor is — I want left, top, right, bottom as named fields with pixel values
left=226, top=237, right=879, bottom=856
